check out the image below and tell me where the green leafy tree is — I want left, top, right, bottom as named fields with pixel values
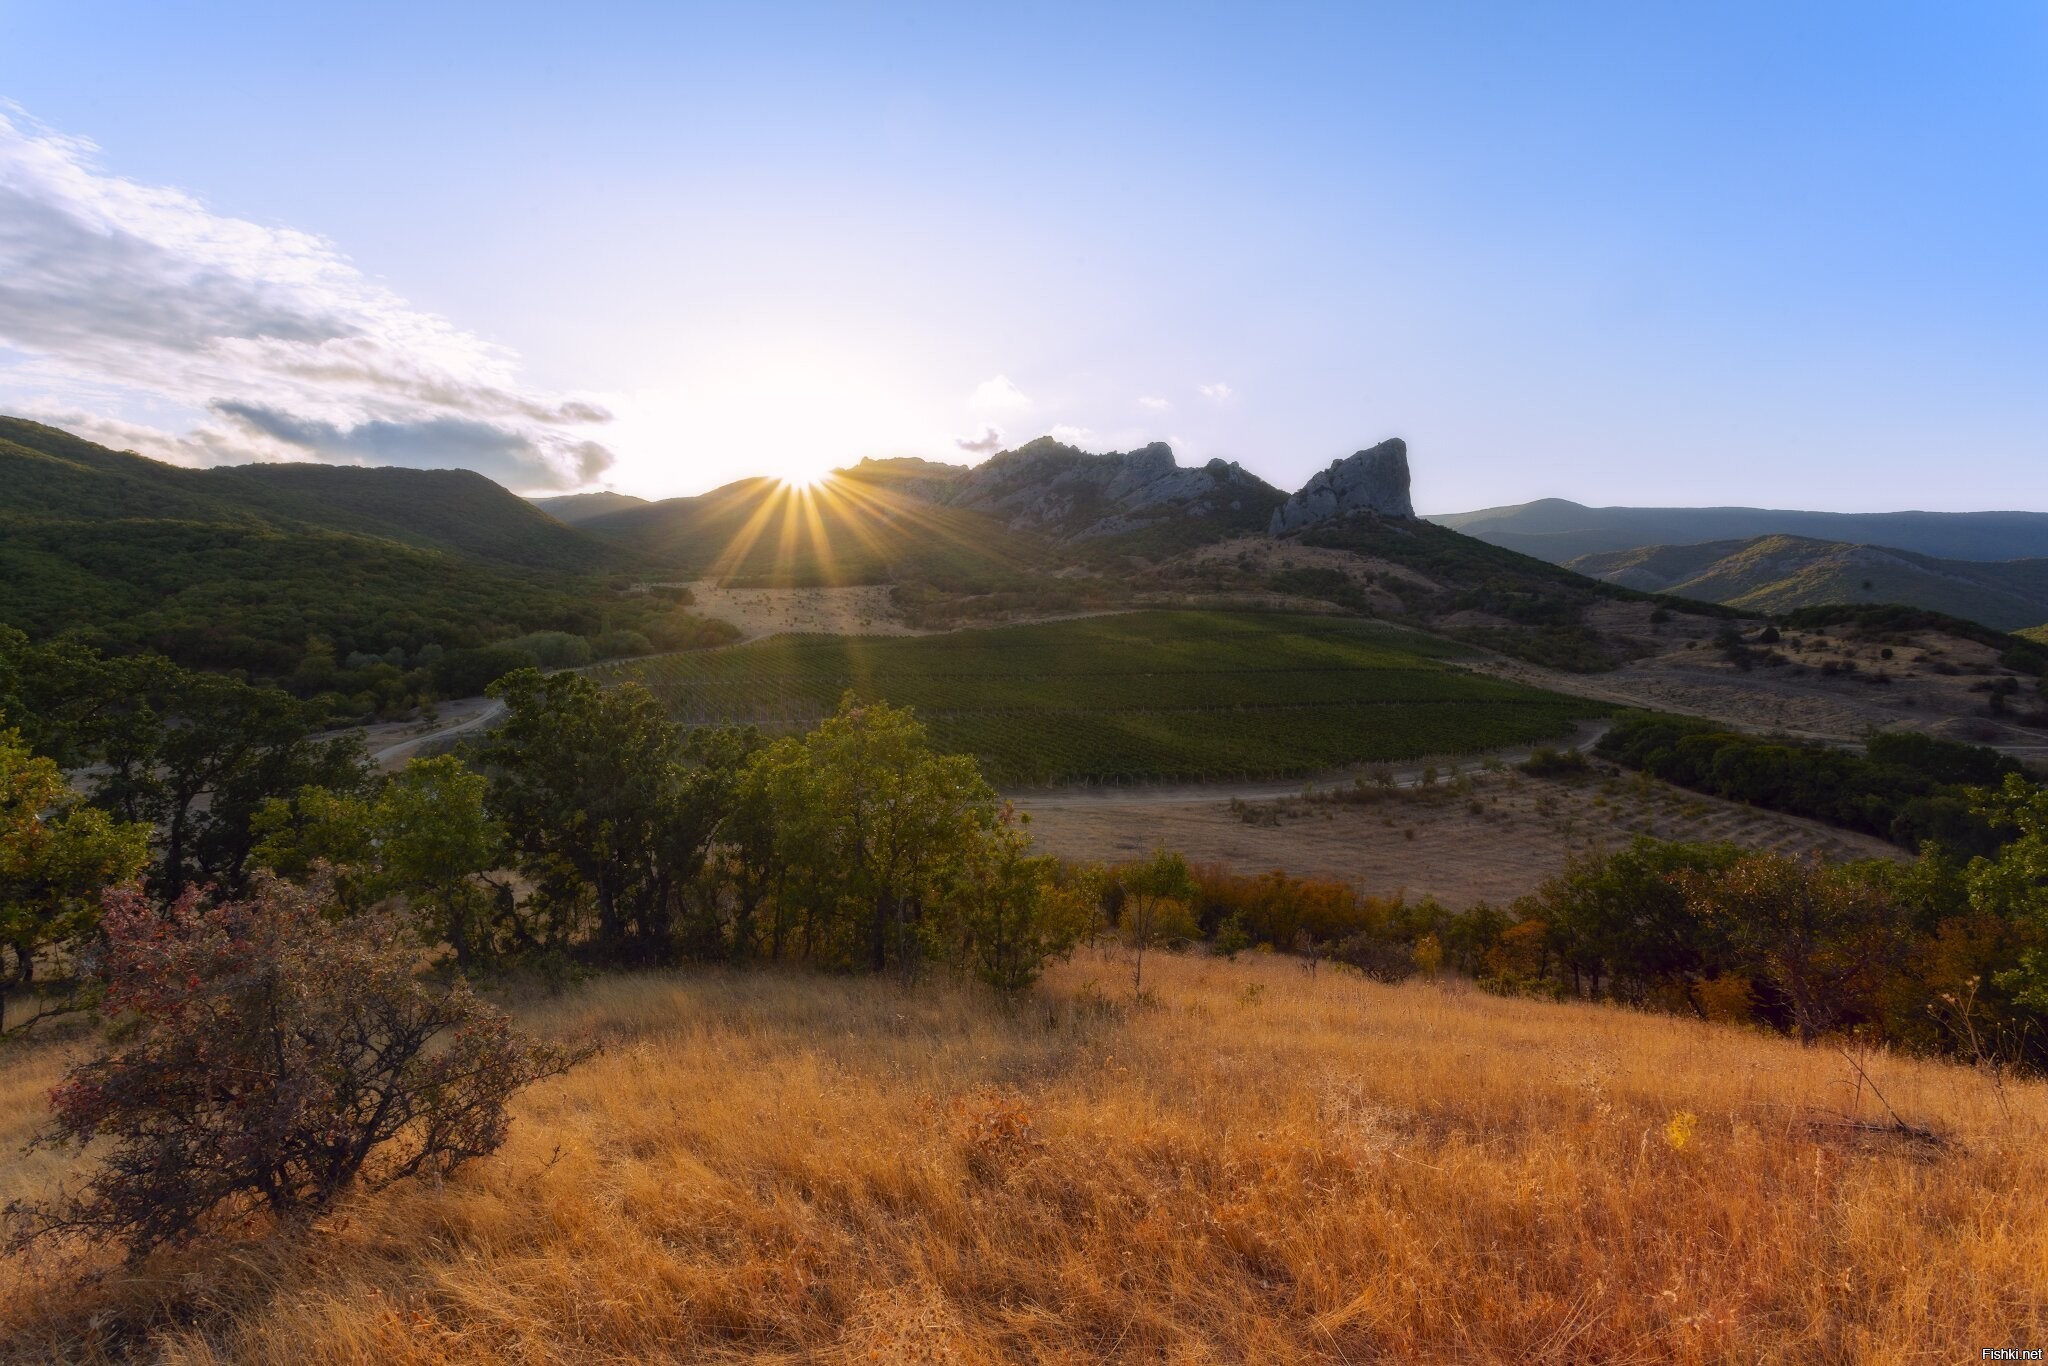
left=252, top=755, right=511, bottom=969
left=1970, top=775, right=2048, bottom=1011
left=1118, top=849, right=1196, bottom=999
left=1528, top=838, right=1741, bottom=1008
left=947, top=808, right=1089, bottom=992
left=0, top=721, right=151, bottom=1034
left=748, top=695, right=996, bottom=972
left=480, top=669, right=724, bottom=963
left=33, top=656, right=371, bottom=897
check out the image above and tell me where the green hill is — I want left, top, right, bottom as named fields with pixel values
left=1567, top=534, right=2048, bottom=631
left=0, top=417, right=681, bottom=687
left=0, top=417, right=617, bottom=574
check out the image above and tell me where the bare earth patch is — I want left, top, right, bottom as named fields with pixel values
left=676, top=580, right=922, bottom=641
left=1478, top=602, right=2048, bottom=757
left=1017, top=766, right=1901, bottom=906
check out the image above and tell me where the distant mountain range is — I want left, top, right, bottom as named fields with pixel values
left=10, top=412, right=2045, bottom=687
left=1566, top=535, right=2048, bottom=632
left=1432, top=498, right=2048, bottom=564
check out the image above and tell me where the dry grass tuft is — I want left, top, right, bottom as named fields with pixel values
left=3, top=950, right=2044, bottom=1362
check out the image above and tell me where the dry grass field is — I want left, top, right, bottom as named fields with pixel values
left=3, top=949, right=2042, bottom=1362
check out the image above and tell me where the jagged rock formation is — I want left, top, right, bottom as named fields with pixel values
left=1269, top=438, right=1413, bottom=533
left=944, top=437, right=1281, bottom=542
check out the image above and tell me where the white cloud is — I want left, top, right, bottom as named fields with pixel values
left=0, top=107, right=612, bottom=489
left=1048, top=423, right=1097, bottom=447
left=970, top=373, right=1032, bottom=413
left=1198, top=382, right=1234, bottom=403
left=954, top=425, right=1004, bottom=456
left=1137, top=395, right=1171, bottom=411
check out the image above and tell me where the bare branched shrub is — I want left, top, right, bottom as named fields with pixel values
left=5, top=878, right=585, bottom=1262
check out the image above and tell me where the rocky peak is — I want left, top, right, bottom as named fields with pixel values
left=1269, top=438, right=1414, bottom=534
left=945, top=436, right=1283, bottom=542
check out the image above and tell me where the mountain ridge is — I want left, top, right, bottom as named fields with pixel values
left=1432, top=498, right=2048, bottom=564
left=1566, top=533, right=2048, bottom=631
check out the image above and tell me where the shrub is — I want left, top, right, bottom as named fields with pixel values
left=4, top=879, right=582, bottom=1263
left=1328, top=930, right=1416, bottom=982
left=1519, top=746, right=1591, bottom=778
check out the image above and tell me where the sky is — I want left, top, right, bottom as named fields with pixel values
left=0, top=2, right=2044, bottom=512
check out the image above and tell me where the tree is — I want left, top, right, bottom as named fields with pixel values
left=4, top=878, right=582, bottom=1263
left=252, top=755, right=511, bottom=969
left=1529, top=839, right=1741, bottom=1008
left=753, top=696, right=997, bottom=973
left=1117, top=850, right=1195, bottom=999
left=947, top=809, right=1090, bottom=993
left=65, top=661, right=370, bottom=897
left=480, top=669, right=699, bottom=963
left=1680, top=853, right=1905, bottom=1043
left=1969, top=775, right=2048, bottom=1011
left=0, top=721, right=150, bottom=1034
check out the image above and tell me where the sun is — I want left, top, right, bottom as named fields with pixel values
left=773, top=454, right=839, bottom=490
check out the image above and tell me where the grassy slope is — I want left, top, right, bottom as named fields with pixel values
left=2022, top=625, right=2048, bottom=645
left=3, top=951, right=2038, bottom=1358
left=606, top=610, right=1605, bottom=784
left=1570, top=533, right=2048, bottom=632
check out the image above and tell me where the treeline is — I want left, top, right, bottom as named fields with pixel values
left=1489, top=799, right=2048, bottom=1066
left=1595, top=712, right=2025, bottom=855
left=5, top=539, right=734, bottom=726
left=1, top=640, right=1099, bottom=1038
left=1121, top=801, right=2048, bottom=1070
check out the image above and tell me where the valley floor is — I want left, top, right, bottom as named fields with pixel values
left=1017, top=761, right=1900, bottom=908
left=3, top=951, right=2041, bottom=1362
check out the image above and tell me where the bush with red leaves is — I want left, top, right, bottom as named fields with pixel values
left=4, top=877, right=584, bottom=1262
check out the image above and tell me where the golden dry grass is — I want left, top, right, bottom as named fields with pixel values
left=2, top=949, right=2044, bottom=1362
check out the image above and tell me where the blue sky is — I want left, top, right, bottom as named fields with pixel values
left=1, top=2, right=2043, bottom=510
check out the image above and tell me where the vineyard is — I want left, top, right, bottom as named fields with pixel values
left=599, top=610, right=1608, bottom=785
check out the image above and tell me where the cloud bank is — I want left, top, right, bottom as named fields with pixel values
left=0, top=107, right=611, bottom=489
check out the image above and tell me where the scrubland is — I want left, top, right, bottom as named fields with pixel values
left=3, top=949, right=2041, bottom=1363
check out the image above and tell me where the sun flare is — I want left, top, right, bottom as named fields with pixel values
left=773, top=456, right=839, bottom=490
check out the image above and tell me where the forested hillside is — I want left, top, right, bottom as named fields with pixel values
left=0, top=418, right=726, bottom=714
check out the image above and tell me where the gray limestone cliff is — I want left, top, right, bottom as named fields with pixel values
left=1268, top=439, right=1413, bottom=533
left=945, top=437, right=1282, bottom=542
